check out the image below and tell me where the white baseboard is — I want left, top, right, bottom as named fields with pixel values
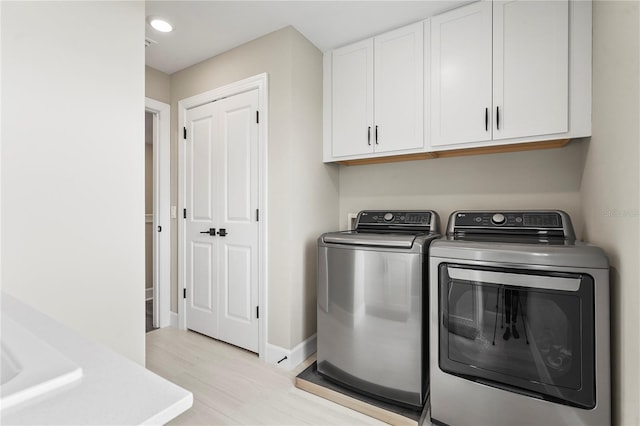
left=265, top=333, right=317, bottom=370
left=169, top=311, right=178, bottom=328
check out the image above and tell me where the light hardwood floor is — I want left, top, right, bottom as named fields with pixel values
left=146, top=327, right=387, bottom=425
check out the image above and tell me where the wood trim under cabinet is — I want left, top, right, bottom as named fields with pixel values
left=336, top=138, right=570, bottom=166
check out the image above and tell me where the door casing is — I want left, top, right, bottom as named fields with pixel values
left=177, top=73, right=269, bottom=359
left=145, top=97, right=171, bottom=328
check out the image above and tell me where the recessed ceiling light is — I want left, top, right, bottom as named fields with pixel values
left=148, top=17, right=173, bottom=33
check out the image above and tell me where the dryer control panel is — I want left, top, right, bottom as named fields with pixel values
left=448, top=210, right=575, bottom=239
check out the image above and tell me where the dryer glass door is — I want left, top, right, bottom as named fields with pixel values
left=438, top=264, right=595, bottom=409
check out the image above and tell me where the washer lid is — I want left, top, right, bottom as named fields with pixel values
left=322, top=232, right=416, bottom=248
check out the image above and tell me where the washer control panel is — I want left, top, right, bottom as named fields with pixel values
left=358, top=210, right=432, bottom=226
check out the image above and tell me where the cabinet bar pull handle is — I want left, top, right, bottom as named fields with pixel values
left=485, top=108, right=488, bottom=131
left=496, top=106, right=500, bottom=130
left=375, top=125, right=379, bottom=145
left=367, top=126, right=371, bottom=145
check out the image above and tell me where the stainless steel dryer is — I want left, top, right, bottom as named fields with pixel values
left=317, top=210, right=440, bottom=408
left=429, top=211, right=610, bottom=426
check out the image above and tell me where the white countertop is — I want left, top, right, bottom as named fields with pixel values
left=1, top=294, right=193, bottom=425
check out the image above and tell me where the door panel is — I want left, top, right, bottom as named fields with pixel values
left=431, top=1, right=492, bottom=146
left=191, top=242, right=215, bottom=310
left=374, top=21, right=424, bottom=153
left=191, top=117, right=215, bottom=220
left=493, top=0, right=569, bottom=140
left=331, top=39, right=374, bottom=158
left=220, top=242, right=257, bottom=351
left=185, top=89, right=260, bottom=353
left=223, top=105, right=253, bottom=222
left=217, top=90, right=259, bottom=352
left=224, top=245, right=252, bottom=320
left=185, top=103, right=218, bottom=338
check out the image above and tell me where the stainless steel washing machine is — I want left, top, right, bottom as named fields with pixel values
left=317, top=210, right=440, bottom=408
left=429, top=210, right=610, bottom=426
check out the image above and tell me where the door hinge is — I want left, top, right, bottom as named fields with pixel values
left=256, top=306, right=259, bottom=319
left=183, top=208, right=187, bottom=219
left=256, top=111, right=259, bottom=124
left=256, top=209, right=259, bottom=222
left=183, top=127, right=187, bottom=140
left=183, top=288, right=187, bottom=299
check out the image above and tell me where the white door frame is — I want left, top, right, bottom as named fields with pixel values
left=177, top=73, right=269, bottom=359
left=145, top=97, right=171, bottom=328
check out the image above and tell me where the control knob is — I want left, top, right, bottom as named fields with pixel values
left=383, top=212, right=394, bottom=222
left=492, top=213, right=506, bottom=225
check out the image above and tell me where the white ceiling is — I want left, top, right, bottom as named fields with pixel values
left=145, top=1, right=469, bottom=75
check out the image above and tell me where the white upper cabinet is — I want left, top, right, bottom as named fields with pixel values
left=323, top=0, right=590, bottom=163
left=430, top=0, right=589, bottom=151
left=493, top=0, right=568, bottom=140
left=324, top=22, right=424, bottom=161
left=374, top=23, right=424, bottom=154
left=430, top=2, right=493, bottom=146
left=330, top=39, right=374, bottom=158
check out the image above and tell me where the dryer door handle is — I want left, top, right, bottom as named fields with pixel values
left=447, top=267, right=581, bottom=292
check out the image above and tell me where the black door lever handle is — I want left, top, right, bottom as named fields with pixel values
left=217, top=228, right=227, bottom=237
left=200, top=228, right=216, bottom=236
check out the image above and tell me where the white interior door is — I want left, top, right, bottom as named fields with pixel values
left=185, top=89, right=260, bottom=353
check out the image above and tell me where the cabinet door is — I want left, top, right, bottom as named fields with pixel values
left=431, top=1, right=492, bottom=147
left=374, top=22, right=424, bottom=153
left=331, top=39, right=374, bottom=158
left=493, top=0, right=569, bottom=140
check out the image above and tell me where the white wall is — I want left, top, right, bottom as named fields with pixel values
left=289, top=30, right=339, bottom=346
left=169, top=27, right=339, bottom=350
left=339, top=141, right=587, bottom=235
left=145, top=66, right=171, bottom=105
left=582, top=1, right=640, bottom=424
left=1, top=1, right=146, bottom=364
